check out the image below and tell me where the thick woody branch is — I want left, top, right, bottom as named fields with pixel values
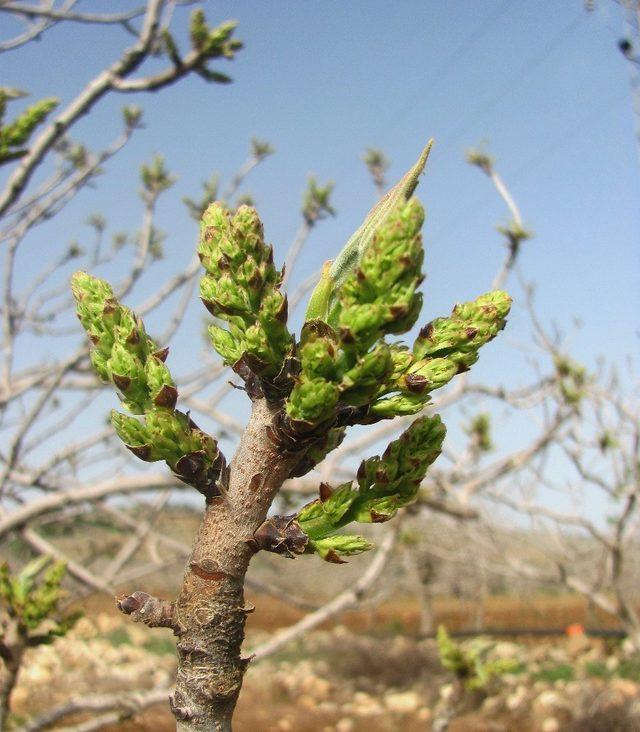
left=140, top=398, right=305, bottom=729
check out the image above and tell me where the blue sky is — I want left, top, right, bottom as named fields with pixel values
left=4, top=1, right=637, bottom=372
left=2, top=1, right=638, bottom=509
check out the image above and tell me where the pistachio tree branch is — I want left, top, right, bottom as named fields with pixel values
left=0, top=0, right=165, bottom=217
left=20, top=527, right=115, bottom=595
left=0, top=2, right=150, bottom=25
left=281, top=176, right=335, bottom=288
left=21, top=688, right=170, bottom=732
left=249, top=522, right=399, bottom=661
left=467, top=146, right=531, bottom=290
left=0, top=473, right=177, bottom=538
left=0, top=3, right=242, bottom=218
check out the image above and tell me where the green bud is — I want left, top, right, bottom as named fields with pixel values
left=111, top=411, right=155, bottom=460
left=321, top=484, right=358, bottom=523
left=90, top=350, right=110, bottom=382
left=331, top=198, right=425, bottom=347
left=208, top=324, right=245, bottom=366
left=437, top=625, right=472, bottom=678
left=357, top=415, right=445, bottom=504
left=107, top=343, right=147, bottom=412
left=243, top=323, right=274, bottom=372
left=357, top=197, right=424, bottom=294
left=302, top=176, right=335, bottom=225
left=340, top=344, right=393, bottom=406
left=72, top=272, right=167, bottom=414
left=338, top=303, right=387, bottom=344
left=354, top=494, right=402, bottom=523
left=140, top=155, right=175, bottom=201
left=145, top=356, right=177, bottom=409
left=309, top=534, right=373, bottom=562
left=0, top=556, right=72, bottom=632
left=299, top=334, right=338, bottom=380
left=296, top=499, right=324, bottom=526
left=298, top=483, right=358, bottom=541
left=199, top=202, right=293, bottom=384
left=467, top=413, right=493, bottom=452
left=436, top=624, right=519, bottom=690
left=289, top=163, right=512, bottom=432
left=305, top=141, right=432, bottom=323
left=0, top=94, right=59, bottom=164
left=71, top=271, right=115, bottom=332
left=259, top=290, right=288, bottom=330
left=286, top=376, right=340, bottom=424
left=72, top=271, right=227, bottom=498
left=388, top=345, right=414, bottom=378
left=144, top=409, right=191, bottom=461
left=189, top=8, right=209, bottom=50
left=295, top=416, right=444, bottom=560
left=400, top=357, right=458, bottom=395
left=200, top=272, right=251, bottom=317
left=415, top=290, right=512, bottom=364
left=232, top=204, right=265, bottom=253
left=369, top=392, right=427, bottom=418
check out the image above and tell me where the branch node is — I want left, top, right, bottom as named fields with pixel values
left=116, top=591, right=180, bottom=633
left=252, top=515, right=308, bottom=558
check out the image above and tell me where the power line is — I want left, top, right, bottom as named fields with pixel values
left=440, top=11, right=589, bottom=151
left=335, top=6, right=589, bottom=200
left=428, top=89, right=628, bottom=248
left=376, top=0, right=515, bottom=141
left=328, top=0, right=515, bottom=190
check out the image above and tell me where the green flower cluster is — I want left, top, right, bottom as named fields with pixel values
left=188, top=10, right=242, bottom=61
left=295, top=415, right=445, bottom=561
left=413, top=291, right=513, bottom=367
left=466, top=413, right=493, bottom=453
left=162, top=9, right=243, bottom=86
left=286, top=199, right=425, bottom=425
left=286, top=197, right=512, bottom=427
left=437, top=625, right=521, bottom=691
left=368, top=289, right=512, bottom=419
left=72, top=272, right=175, bottom=414
left=0, top=88, right=58, bottom=166
left=0, top=557, right=79, bottom=637
left=199, top=203, right=293, bottom=385
left=71, top=272, right=225, bottom=495
left=554, top=355, right=587, bottom=407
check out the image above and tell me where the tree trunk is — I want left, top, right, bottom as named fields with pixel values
left=408, top=549, right=436, bottom=637
left=0, top=662, right=20, bottom=731
left=418, top=584, right=436, bottom=637
left=0, top=622, right=25, bottom=730
left=169, top=398, right=303, bottom=731
left=473, top=567, right=487, bottom=633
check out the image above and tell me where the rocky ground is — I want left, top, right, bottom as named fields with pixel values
left=7, top=613, right=640, bottom=731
